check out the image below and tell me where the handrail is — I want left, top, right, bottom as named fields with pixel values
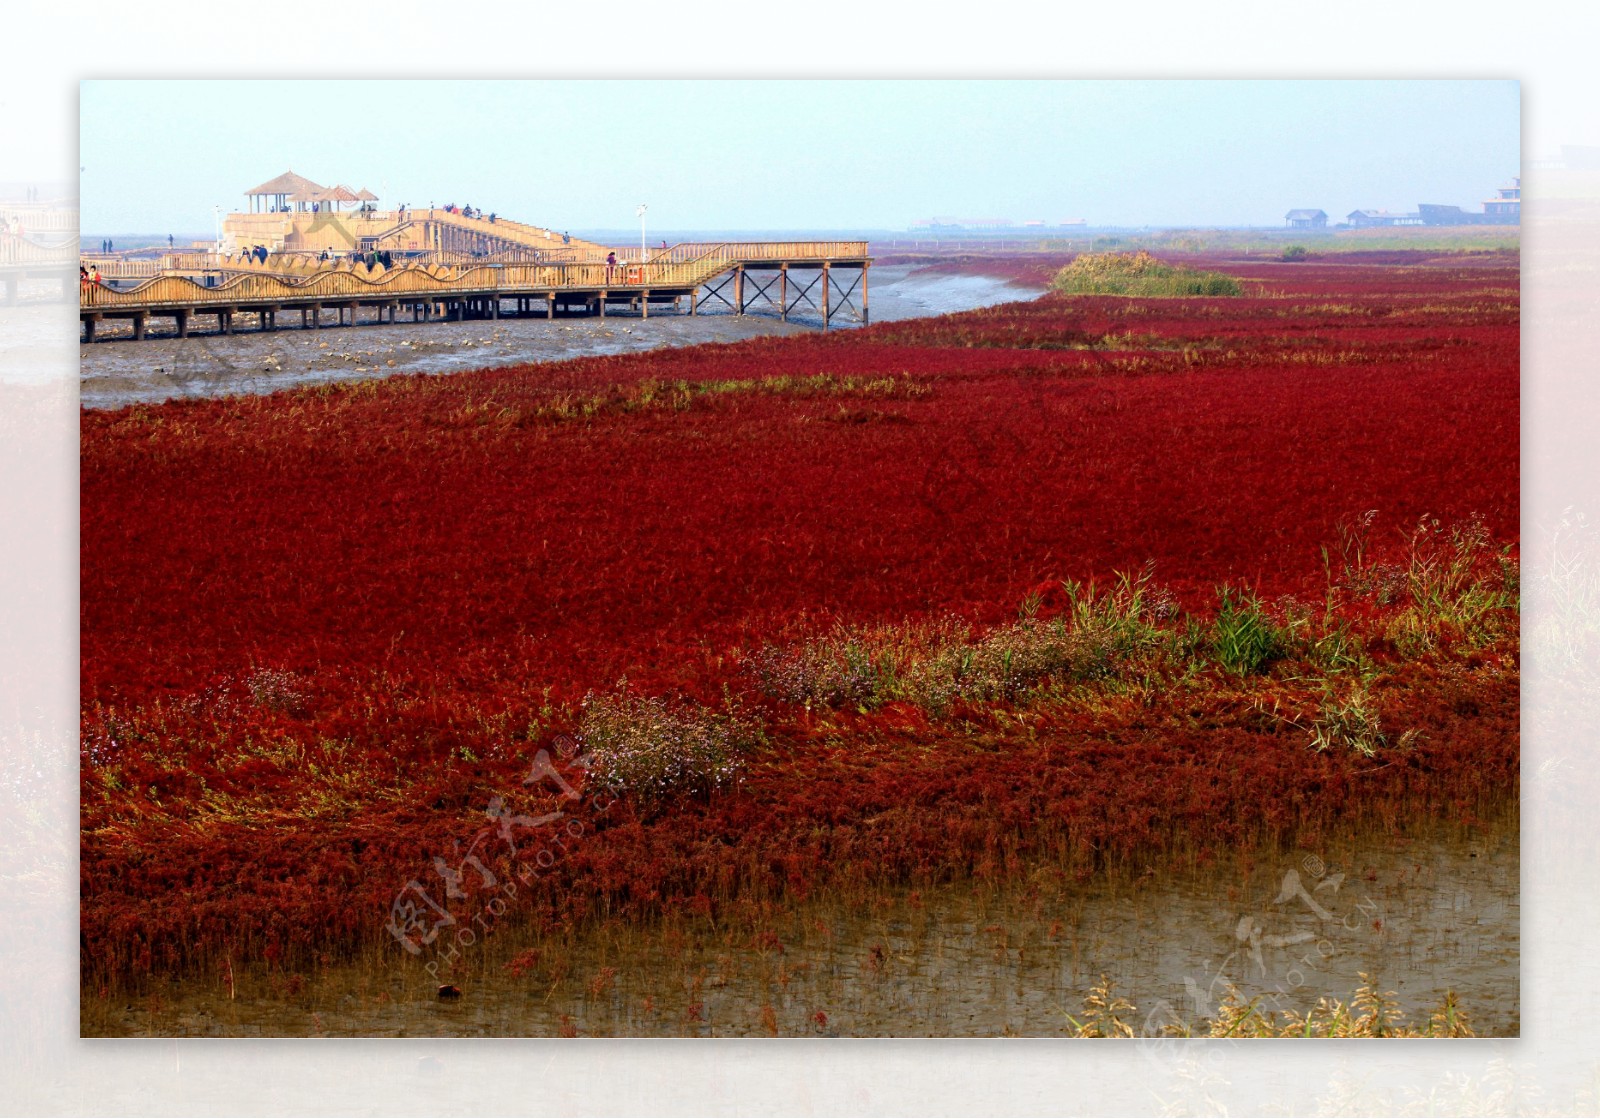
left=81, top=257, right=724, bottom=309
left=0, top=207, right=79, bottom=232
left=423, top=208, right=607, bottom=255
left=78, top=241, right=870, bottom=311
left=3, top=236, right=76, bottom=267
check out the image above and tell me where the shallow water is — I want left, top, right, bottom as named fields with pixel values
left=89, top=814, right=1517, bottom=1037
left=77, top=266, right=1043, bottom=409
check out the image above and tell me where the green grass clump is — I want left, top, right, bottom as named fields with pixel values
left=1051, top=250, right=1242, bottom=297
left=1210, top=586, right=1289, bottom=675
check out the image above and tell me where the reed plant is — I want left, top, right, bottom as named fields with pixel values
left=1051, top=251, right=1242, bottom=297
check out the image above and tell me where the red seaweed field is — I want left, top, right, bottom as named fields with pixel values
left=80, top=252, right=1518, bottom=995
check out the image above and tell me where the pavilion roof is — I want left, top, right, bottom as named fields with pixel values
left=354, top=187, right=378, bottom=201
left=246, top=170, right=326, bottom=197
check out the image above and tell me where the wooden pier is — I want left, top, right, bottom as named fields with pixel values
left=79, top=241, right=870, bottom=342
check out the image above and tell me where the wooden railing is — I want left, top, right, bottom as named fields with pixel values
left=79, top=242, right=871, bottom=311
left=80, top=254, right=739, bottom=310
left=424, top=208, right=606, bottom=255
left=3, top=236, right=76, bottom=267
left=0, top=206, right=79, bottom=233
left=85, top=259, right=162, bottom=278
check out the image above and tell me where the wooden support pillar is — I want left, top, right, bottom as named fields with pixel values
left=862, top=263, right=870, bottom=325
left=222, top=310, right=233, bottom=335
left=735, top=266, right=745, bottom=315
left=547, top=293, right=554, bottom=319
left=641, top=290, right=649, bottom=319
left=83, top=317, right=95, bottom=343
left=821, top=263, right=831, bottom=333
left=176, top=310, right=189, bottom=338
left=491, top=298, right=499, bottom=320
left=599, top=293, right=606, bottom=319
left=300, top=308, right=308, bottom=329
left=132, top=314, right=146, bottom=341
left=780, top=264, right=788, bottom=322
left=690, top=288, right=698, bottom=316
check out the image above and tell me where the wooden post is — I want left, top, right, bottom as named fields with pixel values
left=83, top=317, right=95, bottom=343
left=641, top=290, right=649, bottom=319
left=599, top=293, right=606, bottom=319
left=821, top=263, right=830, bottom=332
left=735, top=266, right=744, bottom=316
left=176, top=310, right=188, bottom=338
left=547, top=292, right=554, bottom=319
left=222, top=310, right=233, bottom=335
left=780, top=265, right=788, bottom=322
left=861, top=263, right=869, bottom=325
left=132, top=314, right=146, bottom=341
left=690, top=288, right=698, bottom=316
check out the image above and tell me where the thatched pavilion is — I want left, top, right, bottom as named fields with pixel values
left=245, top=171, right=328, bottom=214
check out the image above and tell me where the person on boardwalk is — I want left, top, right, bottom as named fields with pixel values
left=606, top=251, right=617, bottom=283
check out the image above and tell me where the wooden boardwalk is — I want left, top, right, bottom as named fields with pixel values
left=80, top=240, right=871, bottom=341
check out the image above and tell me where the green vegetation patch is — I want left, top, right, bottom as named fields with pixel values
left=1051, top=251, right=1243, bottom=297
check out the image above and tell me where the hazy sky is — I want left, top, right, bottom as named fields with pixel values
left=80, top=79, right=1519, bottom=233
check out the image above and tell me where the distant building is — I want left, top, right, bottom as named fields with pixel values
left=914, top=217, right=1016, bottom=230
left=1483, top=177, right=1521, bottom=222
left=1418, top=203, right=1488, bottom=226
left=1285, top=209, right=1328, bottom=229
left=1347, top=209, right=1423, bottom=228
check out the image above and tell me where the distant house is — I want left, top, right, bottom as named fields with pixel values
left=1418, top=203, right=1488, bottom=226
left=1347, top=209, right=1423, bottom=228
left=1285, top=209, right=1328, bottom=229
left=1483, top=177, right=1521, bottom=222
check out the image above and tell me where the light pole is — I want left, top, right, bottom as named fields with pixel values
left=637, top=203, right=647, bottom=260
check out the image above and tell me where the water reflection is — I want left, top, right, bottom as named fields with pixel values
left=89, top=812, right=1516, bottom=1037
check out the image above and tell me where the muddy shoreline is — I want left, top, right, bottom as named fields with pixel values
left=79, top=265, right=1044, bottom=409
left=85, top=808, right=1518, bottom=1037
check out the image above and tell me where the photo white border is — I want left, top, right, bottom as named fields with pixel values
left=4, top=4, right=1590, bottom=1114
